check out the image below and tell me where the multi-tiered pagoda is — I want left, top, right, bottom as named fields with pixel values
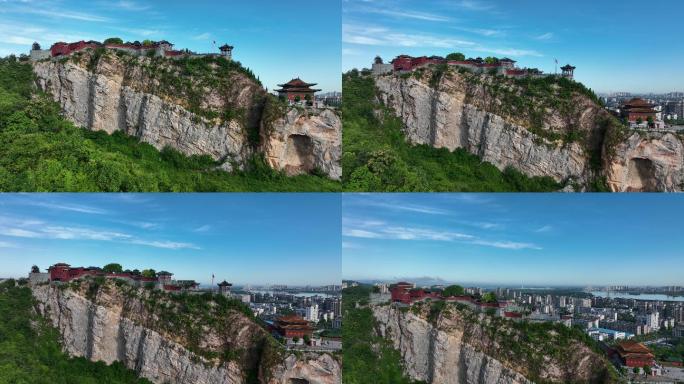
left=273, top=314, right=313, bottom=339
left=621, top=98, right=656, bottom=123
left=275, top=78, right=321, bottom=102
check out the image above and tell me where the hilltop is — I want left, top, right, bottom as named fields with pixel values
left=343, top=285, right=619, bottom=384
left=22, top=276, right=340, bottom=383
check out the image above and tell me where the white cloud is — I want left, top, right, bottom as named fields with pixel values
left=455, top=0, right=494, bottom=11
left=0, top=35, right=35, bottom=45
left=342, top=217, right=540, bottom=250
left=41, top=226, right=131, bottom=241
left=0, top=227, right=40, bottom=238
left=0, top=241, right=16, bottom=248
left=22, top=200, right=109, bottom=215
left=28, top=8, right=110, bottom=22
left=192, top=32, right=212, bottom=40
left=535, top=32, right=554, bottom=41
left=534, top=225, right=553, bottom=233
left=0, top=218, right=199, bottom=251
left=111, top=0, right=151, bottom=11
left=470, top=239, right=541, bottom=250
left=129, top=239, right=200, bottom=250
left=193, top=225, right=211, bottom=232
left=365, top=8, right=451, bottom=22
left=343, top=23, right=542, bottom=57
left=342, top=228, right=381, bottom=238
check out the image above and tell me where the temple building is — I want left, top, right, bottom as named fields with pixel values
left=561, top=64, right=576, bottom=79
left=614, top=341, right=655, bottom=368
left=218, top=280, right=232, bottom=296
left=42, top=263, right=197, bottom=293
left=621, top=98, right=657, bottom=124
left=275, top=78, right=321, bottom=103
left=273, top=315, right=313, bottom=339
left=219, top=44, right=233, bottom=60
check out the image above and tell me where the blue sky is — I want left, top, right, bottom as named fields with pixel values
left=343, top=0, right=684, bottom=93
left=0, top=194, right=341, bottom=286
left=343, top=194, right=684, bottom=286
left=0, top=0, right=341, bottom=92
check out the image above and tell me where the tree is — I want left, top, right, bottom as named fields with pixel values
left=103, top=37, right=123, bottom=45
left=374, top=56, right=383, bottom=64
left=636, top=117, right=643, bottom=125
left=31, top=265, right=40, bottom=273
left=294, top=95, right=301, bottom=103
left=633, top=366, right=640, bottom=375
left=292, top=336, right=300, bottom=344
left=141, top=269, right=156, bottom=278
left=142, top=39, right=154, bottom=46
left=481, top=292, right=497, bottom=303
left=484, top=56, right=499, bottom=64
left=446, top=52, right=465, bottom=61
left=442, top=285, right=465, bottom=297
left=103, top=263, right=123, bottom=273
left=303, top=334, right=311, bottom=345
left=643, top=365, right=651, bottom=375
left=647, top=116, right=654, bottom=126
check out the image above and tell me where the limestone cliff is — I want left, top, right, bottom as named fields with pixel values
left=372, top=303, right=616, bottom=384
left=31, top=50, right=340, bottom=179
left=372, top=68, right=684, bottom=191
left=31, top=281, right=340, bottom=384
left=603, top=130, right=684, bottom=192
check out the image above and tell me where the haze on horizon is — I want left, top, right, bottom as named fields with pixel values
left=0, top=194, right=341, bottom=286
left=342, top=0, right=684, bottom=94
left=0, top=0, right=341, bottom=92
left=342, top=194, right=684, bottom=287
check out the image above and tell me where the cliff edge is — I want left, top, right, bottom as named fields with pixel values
left=31, top=279, right=340, bottom=384
left=31, top=50, right=340, bottom=179
left=372, top=67, right=684, bottom=191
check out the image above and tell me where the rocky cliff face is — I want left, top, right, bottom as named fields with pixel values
left=373, top=305, right=532, bottom=384
left=373, top=70, right=684, bottom=191
left=372, top=304, right=614, bottom=384
left=262, top=108, right=341, bottom=180
left=31, top=51, right=340, bottom=179
left=375, top=74, right=590, bottom=186
left=31, top=282, right=340, bottom=384
left=604, top=131, right=684, bottom=192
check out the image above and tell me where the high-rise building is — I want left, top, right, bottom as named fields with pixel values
left=305, top=304, right=319, bottom=323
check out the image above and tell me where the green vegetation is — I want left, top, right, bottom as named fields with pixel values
left=0, top=56, right=339, bottom=191
left=103, top=37, right=124, bottom=45
left=0, top=279, right=152, bottom=383
left=481, top=292, right=497, bottom=303
left=102, top=263, right=123, bottom=273
left=650, top=337, right=684, bottom=365
left=441, top=284, right=464, bottom=297
left=343, top=285, right=425, bottom=384
left=445, top=52, right=465, bottom=61
left=342, top=71, right=561, bottom=191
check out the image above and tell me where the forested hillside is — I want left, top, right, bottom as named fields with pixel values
left=0, top=279, right=151, bottom=383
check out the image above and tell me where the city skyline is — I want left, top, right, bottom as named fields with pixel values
left=0, top=194, right=341, bottom=286
left=343, top=0, right=684, bottom=93
left=342, top=194, right=684, bottom=286
left=0, top=0, right=341, bottom=92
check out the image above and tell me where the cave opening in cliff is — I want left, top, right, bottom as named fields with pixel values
left=288, top=379, right=310, bottom=384
left=285, top=134, right=315, bottom=175
left=626, top=157, right=657, bottom=192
